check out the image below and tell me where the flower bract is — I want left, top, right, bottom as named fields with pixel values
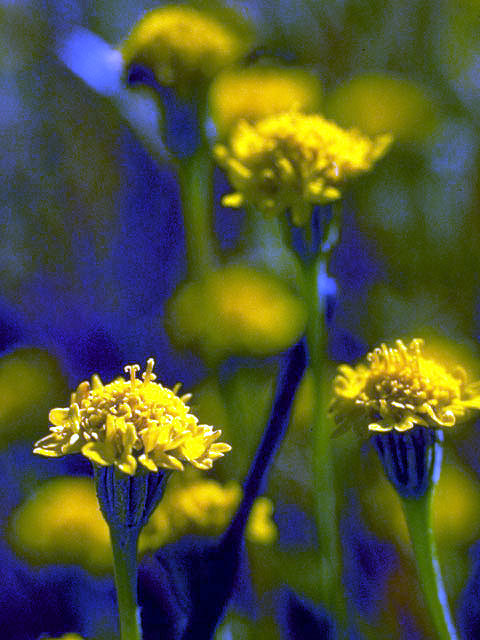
left=215, top=111, right=392, bottom=225
left=329, top=338, right=480, bottom=435
left=34, top=359, right=231, bottom=475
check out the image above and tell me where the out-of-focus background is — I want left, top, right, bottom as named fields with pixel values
left=2, top=0, right=480, bottom=638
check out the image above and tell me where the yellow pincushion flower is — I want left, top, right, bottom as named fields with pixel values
left=215, top=111, right=392, bottom=226
left=209, top=66, right=323, bottom=138
left=330, top=338, right=480, bottom=436
left=121, top=3, right=254, bottom=94
left=34, top=359, right=231, bottom=475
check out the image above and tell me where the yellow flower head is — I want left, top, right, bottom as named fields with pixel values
left=209, top=65, right=323, bottom=138
left=9, top=477, right=112, bottom=573
left=140, top=477, right=277, bottom=550
left=330, top=338, right=480, bottom=436
left=215, top=111, right=392, bottom=226
left=34, top=359, right=231, bottom=475
left=121, top=3, right=254, bottom=94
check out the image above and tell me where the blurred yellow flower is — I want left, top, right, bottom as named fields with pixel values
left=34, top=359, right=231, bottom=475
left=0, top=348, right=67, bottom=447
left=330, top=338, right=480, bottom=436
left=121, top=3, right=254, bottom=94
left=209, top=65, right=323, bottom=138
left=140, top=478, right=277, bottom=551
left=10, top=476, right=112, bottom=573
left=42, top=636, right=84, bottom=640
left=246, top=496, right=277, bottom=544
left=11, top=475, right=275, bottom=572
left=365, top=461, right=480, bottom=547
left=325, top=73, right=437, bottom=142
left=215, top=111, right=392, bottom=225
left=166, top=264, right=306, bottom=361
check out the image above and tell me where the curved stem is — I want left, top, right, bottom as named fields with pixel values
left=110, top=527, right=143, bottom=640
left=400, top=491, right=458, bottom=640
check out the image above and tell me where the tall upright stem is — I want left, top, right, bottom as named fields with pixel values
left=287, top=201, right=344, bottom=620
left=401, top=491, right=458, bottom=640
left=178, top=147, right=215, bottom=277
left=177, top=93, right=215, bottom=278
left=109, top=527, right=143, bottom=640
left=300, top=254, right=341, bottom=612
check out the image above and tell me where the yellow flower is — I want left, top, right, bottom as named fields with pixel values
left=215, top=111, right=392, bottom=225
left=166, top=264, right=306, bottom=361
left=140, top=478, right=277, bottom=550
left=34, top=359, right=231, bottom=475
left=121, top=3, right=254, bottom=94
left=209, top=65, right=323, bottom=138
left=330, top=338, right=480, bottom=436
left=9, top=477, right=112, bottom=573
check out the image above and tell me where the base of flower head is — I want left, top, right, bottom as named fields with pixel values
left=373, top=426, right=443, bottom=498
left=94, top=464, right=170, bottom=536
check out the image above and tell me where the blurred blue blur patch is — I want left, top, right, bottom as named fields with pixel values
left=0, top=548, right=87, bottom=640
left=139, top=535, right=243, bottom=640
left=275, top=503, right=317, bottom=550
left=58, top=27, right=123, bottom=96
left=342, top=500, right=397, bottom=620
left=458, top=540, right=480, bottom=639
left=277, top=588, right=336, bottom=639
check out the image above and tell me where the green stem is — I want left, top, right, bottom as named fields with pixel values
left=178, top=146, right=215, bottom=277
left=300, top=255, right=341, bottom=612
left=400, top=490, right=458, bottom=640
left=109, top=527, right=143, bottom=640
left=177, top=91, right=216, bottom=278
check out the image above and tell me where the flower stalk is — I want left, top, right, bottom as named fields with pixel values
left=373, top=427, right=458, bottom=639
left=109, top=526, right=142, bottom=640
left=94, top=466, right=170, bottom=640
left=401, top=488, right=458, bottom=640
left=296, top=206, right=344, bottom=616
left=178, top=131, right=215, bottom=277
